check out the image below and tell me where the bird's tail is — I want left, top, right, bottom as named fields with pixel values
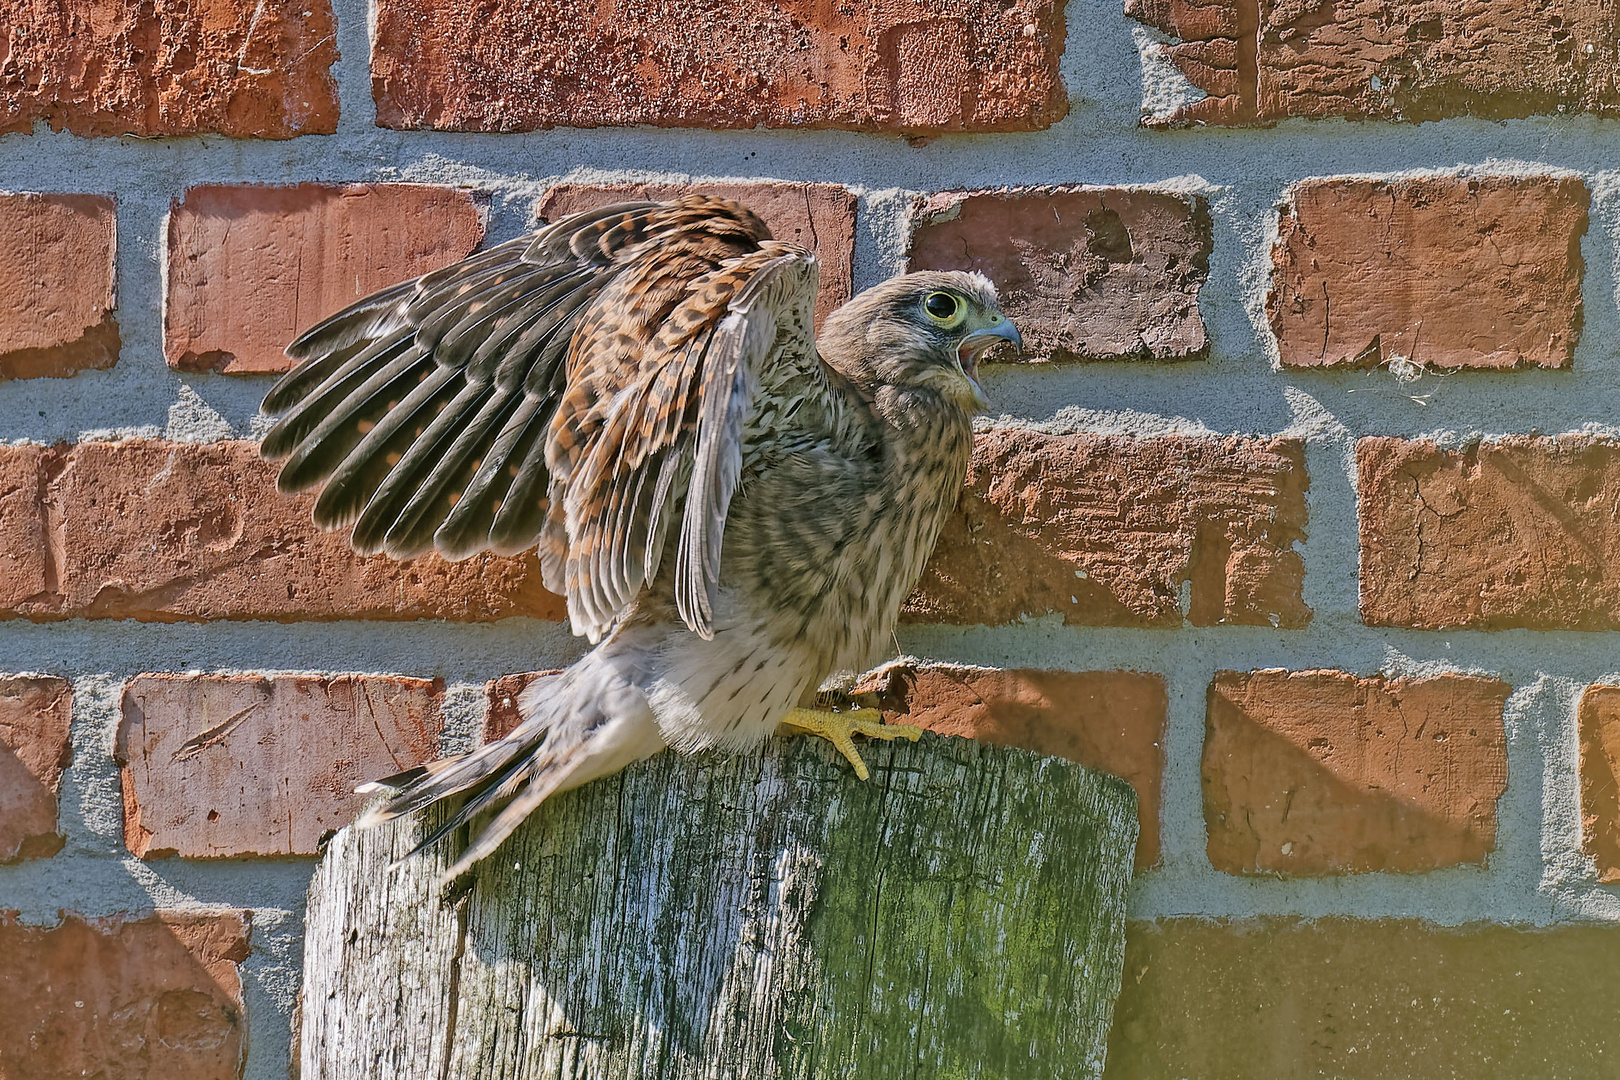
left=354, top=650, right=665, bottom=881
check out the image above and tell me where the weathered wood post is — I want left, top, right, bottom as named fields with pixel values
left=301, top=732, right=1138, bottom=1079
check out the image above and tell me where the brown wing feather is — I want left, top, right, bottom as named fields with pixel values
left=261, top=193, right=822, bottom=642
left=544, top=234, right=766, bottom=634
left=262, top=195, right=765, bottom=554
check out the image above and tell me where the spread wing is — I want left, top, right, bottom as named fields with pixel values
left=261, top=195, right=822, bottom=641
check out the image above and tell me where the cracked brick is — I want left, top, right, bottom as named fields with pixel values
left=906, top=429, right=1310, bottom=628
left=2, top=0, right=338, bottom=137
left=0, top=911, right=250, bottom=1079
left=0, top=193, right=118, bottom=379
left=1579, top=685, right=1620, bottom=882
left=0, top=676, right=72, bottom=862
left=907, top=187, right=1212, bottom=363
left=370, top=0, right=1067, bottom=135
left=0, top=445, right=55, bottom=610
left=1360, top=436, right=1620, bottom=630
left=1204, top=669, right=1509, bottom=875
left=118, top=674, right=444, bottom=858
left=1129, top=0, right=1620, bottom=126
left=165, top=184, right=486, bottom=374
left=6, top=440, right=565, bottom=623
left=1270, top=176, right=1588, bottom=370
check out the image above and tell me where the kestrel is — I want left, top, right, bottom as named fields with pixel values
left=260, top=196, right=1020, bottom=878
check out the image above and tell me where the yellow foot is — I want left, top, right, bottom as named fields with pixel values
left=778, top=707, right=923, bottom=780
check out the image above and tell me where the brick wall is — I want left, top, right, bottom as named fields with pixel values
left=2, top=0, right=1620, bottom=1076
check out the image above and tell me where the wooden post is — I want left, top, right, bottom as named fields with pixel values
left=301, top=732, right=1138, bottom=1079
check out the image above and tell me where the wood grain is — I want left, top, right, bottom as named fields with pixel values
left=302, top=732, right=1138, bottom=1078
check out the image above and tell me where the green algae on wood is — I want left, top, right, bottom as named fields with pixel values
left=302, top=732, right=1138, bottom=1079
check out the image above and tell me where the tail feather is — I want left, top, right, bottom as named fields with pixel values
left=356, top=734, right=532, bottom=828
left=350, top=654, right=666, bottom=880
left=395, top=754, right=541, bottom=864
left=436, top=760, right=574, bottom=881
left=354, top=763, right=431, bottom=797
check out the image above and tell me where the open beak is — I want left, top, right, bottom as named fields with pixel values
left=956, top=319, right=1022, bottom=410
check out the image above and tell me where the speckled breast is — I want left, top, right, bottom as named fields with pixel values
left=728, top=409, right=974, bottom=676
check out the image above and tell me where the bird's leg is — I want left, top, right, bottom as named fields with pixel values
left=778, top=707, right=924, bottom=780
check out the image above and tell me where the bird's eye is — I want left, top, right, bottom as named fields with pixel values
left=924, top=291, right=962, bottom=325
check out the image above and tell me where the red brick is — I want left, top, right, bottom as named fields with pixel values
left=0, top=676, right=71, bottom=863
left=484, top=671, right=564, bottom=743
left=1129, top=0, right=1620, bottom=126
left=907, top=188, right=1211, bottom=362
left=1, top=0, right=338, bottom=137
left=1359, top=436, right=1620, bottom=631
left=165, top=184, right=486, bottom=374
left=1578, top=685, right=1620, bottom=881
left=1204, top=670, right=1509, bottom=875
left=0, top=910, right=248, bottom=1080
left=906, top=430, right=1309, bottom=628
left=371, top=0, right=1067, bottom=136
left=10, top=439, right=565, bottom=623
left=0, top=193, right=118, bottom=379
left=118, top=674, right=443, bottom=858
left=0, top=445, right=55, bottom=610
left=1270, top=177, right=1588, bottom=371
left=538, top=182, right=856, bottom=330
left=860, top=664, right=1166, bottom=868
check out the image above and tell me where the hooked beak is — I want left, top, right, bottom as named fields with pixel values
left=955, top=318, right=1022, bottom=411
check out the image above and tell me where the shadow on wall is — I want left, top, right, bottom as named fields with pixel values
left=1203, top=671, right=1510, bottom=876
left=0, top=912, right=249, bottom=1078
left=905, top=429, right=1310, bottom=630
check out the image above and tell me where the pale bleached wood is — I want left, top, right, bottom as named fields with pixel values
left=302, top=732, right=1138, bottom=1079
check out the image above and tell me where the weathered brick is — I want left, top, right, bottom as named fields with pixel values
left=1108, top=918, right=1620, bottom=1079
left=907, top=188, right=1211, bottom=362
left=0, top=193, right=118, bottom=379
left=538, top=182, right=856, bottom=329
left=0, top=910, right=248, bottom=1079
left=1204, top=670, right=1509, bottom=875
left=1359, top=436, right=1620, bottom=631
left=0, top=676, right=71, bottom=862
left=0, top=445, right=54, bottom=610
left=165, top=184, right=486, bottom=374
left=11, top=439, right=565, bottom=623
left=484, top=671, right=564, bottom=743
left=906, top=430, right=1309, bottom=628
left=860, top=664, right=1166, bottom=867
left=1270, top=177, right=1588, bottom=371
left=1, top=0, right=338, bottom=137
left=1578, top=685, right=1620, bottom=882
left=118, top=674, right=443, bottom=858
left=1129, top=0, right=1620, bottom=126
left=371, top=0, right=1067, bottom=135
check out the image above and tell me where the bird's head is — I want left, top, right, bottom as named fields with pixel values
left=818, top=271, right=1021, bottom=414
